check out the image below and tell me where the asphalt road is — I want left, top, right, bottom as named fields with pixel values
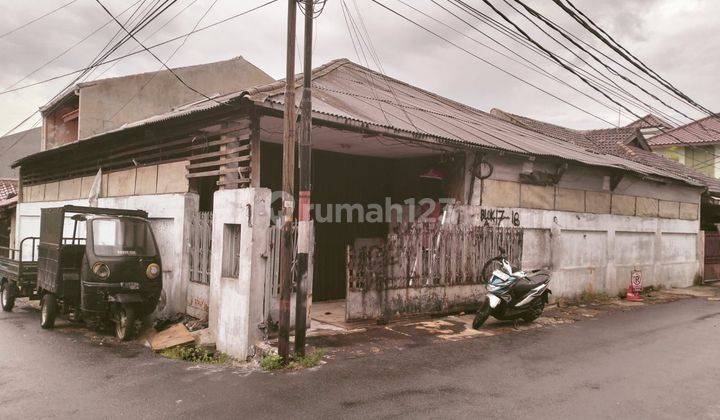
left=1, top=298, right=719, bottom=419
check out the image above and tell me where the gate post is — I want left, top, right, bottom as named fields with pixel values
left=208, top=188, right=272, bottom=359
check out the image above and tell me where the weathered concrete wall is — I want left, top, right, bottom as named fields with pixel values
left=475, top=207, right=701, bottom=298
left=77, top=57, right=273, bottom=139
left=346, top=284, right=486, bottom=321
left=22, top=161, right=189, bottom=203
left=14, top=193, right=198, bottom=316
left=464, top=154, right=703, bottom=298
left=186, top=281, right=210, bottom=321
left=208, top=188, right=271, bottom=360
left=344, top=154, right=703, bottom=320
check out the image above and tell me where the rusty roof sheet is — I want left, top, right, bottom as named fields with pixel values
left=242, top=59, right=704, bottom=184
left=647, top=114, right=720, bottom=146
left=492, top=109, right=720, bottom=193
left=13, top=59, right=705, bottom=188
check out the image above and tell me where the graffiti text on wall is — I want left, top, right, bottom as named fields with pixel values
left=479, top=208, right=521, bottom=227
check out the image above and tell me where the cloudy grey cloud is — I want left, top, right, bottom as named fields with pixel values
left=0, top=0, right=717, bottom=137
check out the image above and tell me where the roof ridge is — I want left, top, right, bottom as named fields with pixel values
left=653, top=113, right=719, bottom=137
left=244, top=58, right=352, bottom=98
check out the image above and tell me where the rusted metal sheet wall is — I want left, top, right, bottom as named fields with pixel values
left=347, top=224, right=523, bottom=292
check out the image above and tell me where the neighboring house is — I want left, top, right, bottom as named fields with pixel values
left=0, top=127, right=42, bottom=251
left=13, top=59, right=706, bottom=359
left=39, top=56, right=274, bottom=150
left=646, top=114, right=720, bottom=179
left=0, top=127, right=42, bottom=178
left=0, top=179, right=18, bottom=251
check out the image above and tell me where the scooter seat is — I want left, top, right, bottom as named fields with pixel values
left=511, top=274, right=549, bottom=295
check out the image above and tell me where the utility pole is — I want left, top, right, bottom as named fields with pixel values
left=278, top=0, right=297, bottom=363
left=295, top=0, right=314, bottom=357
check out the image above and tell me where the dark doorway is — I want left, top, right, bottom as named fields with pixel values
left=191, top=176, right=219, bottom=212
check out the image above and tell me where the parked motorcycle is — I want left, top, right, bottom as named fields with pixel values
left=473, top=247, right=552, bottom=329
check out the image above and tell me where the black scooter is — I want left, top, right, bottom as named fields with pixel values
left=473, top=248, right=552, bottom=329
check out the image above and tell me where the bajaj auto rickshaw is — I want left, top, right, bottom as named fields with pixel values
left=36, top=205, right=162, bottom=340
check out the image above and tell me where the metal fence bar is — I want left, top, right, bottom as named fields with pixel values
left=348, top=224, right=524, bottom=292
left=188, top=211, right=213, bottom=285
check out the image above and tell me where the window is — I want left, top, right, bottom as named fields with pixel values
left=221, top=224, right=242, bottom=278
left=92, top=217, right=157, bottom=257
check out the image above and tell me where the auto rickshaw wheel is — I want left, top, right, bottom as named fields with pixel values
left=41, top=294, right=58, bottom=329
left=115, top=305, right=137, bottom=341
left=1, top=282, right=15, bottom=312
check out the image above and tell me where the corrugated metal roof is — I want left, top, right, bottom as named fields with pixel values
left=243, top=59, right=704, bottom=184
left=13, top=59, right=707, bottom=189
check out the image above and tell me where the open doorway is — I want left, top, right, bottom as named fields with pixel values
left=258, top=119, right=462, bottom=325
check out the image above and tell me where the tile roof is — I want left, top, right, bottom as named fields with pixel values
left=624, top=114, right=673, bottom=130
left=647, top=114, right=720, bottom=146
left=491, top=109, right=720, bottom=194
left=14, top=59, right=706, bottom=189
left=0, top=179, right=18, bottom=201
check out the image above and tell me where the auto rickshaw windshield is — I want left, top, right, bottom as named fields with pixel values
left=92, top=217, right=157, bottom=257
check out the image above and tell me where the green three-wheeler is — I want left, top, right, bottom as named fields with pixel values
left=0, top=205, right=162, bottom=340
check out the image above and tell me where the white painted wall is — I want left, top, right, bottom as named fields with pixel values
left=208, top=188, right=271, bottom=360
left=14, top=193, right=198, bottom=316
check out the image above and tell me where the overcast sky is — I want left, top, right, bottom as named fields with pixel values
left=0, top=0, right=718, bottom=137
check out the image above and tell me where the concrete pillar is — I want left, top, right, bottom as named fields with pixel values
left=549, top=217, right=563, bottom=295
left=653, top=222, right=663, bottom=288
left=697, top=230, right=705, bottom=284
left=605, top=228, right=616, bottom=294
left=208, top=188, right=271, bottom=360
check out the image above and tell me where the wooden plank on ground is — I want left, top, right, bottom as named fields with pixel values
left=148, top=323, right=195, bottom=351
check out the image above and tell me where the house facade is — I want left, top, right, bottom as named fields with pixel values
left=0, top=127, right=42, bottom=252
left=11, top=59, right=708, bottom=359
left=645, top=114, right=720, bottom=179
left=39, top=56, right=273, bottom=150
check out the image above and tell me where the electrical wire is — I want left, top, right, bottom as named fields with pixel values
left=107, top=0, right=220, bottom=121
left=442, top=0, right=718, bottom=170
left=368, top=0, right=616, bottom=126
left=91, top=0, right=201, bottom=81
left=0, top=0, right=280, bottom=97
left=0, top=0, right=79, bottom=39
left=1, top=0, right=173, bottom=138
left=553, top=0, right=713, bottom=117
left=4, top=0, right=144, bottom=91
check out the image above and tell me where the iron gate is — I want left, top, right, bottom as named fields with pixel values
left=188, top=211, right=213, bottom=284
left=347, top=224, right=524, bottom=291
left=704, top=231, right=720, bottom=283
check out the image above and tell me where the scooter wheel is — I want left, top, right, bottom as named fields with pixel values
left=522, top=301, right=545, bottom=323
left=473, top=300, right=491, bottom=330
